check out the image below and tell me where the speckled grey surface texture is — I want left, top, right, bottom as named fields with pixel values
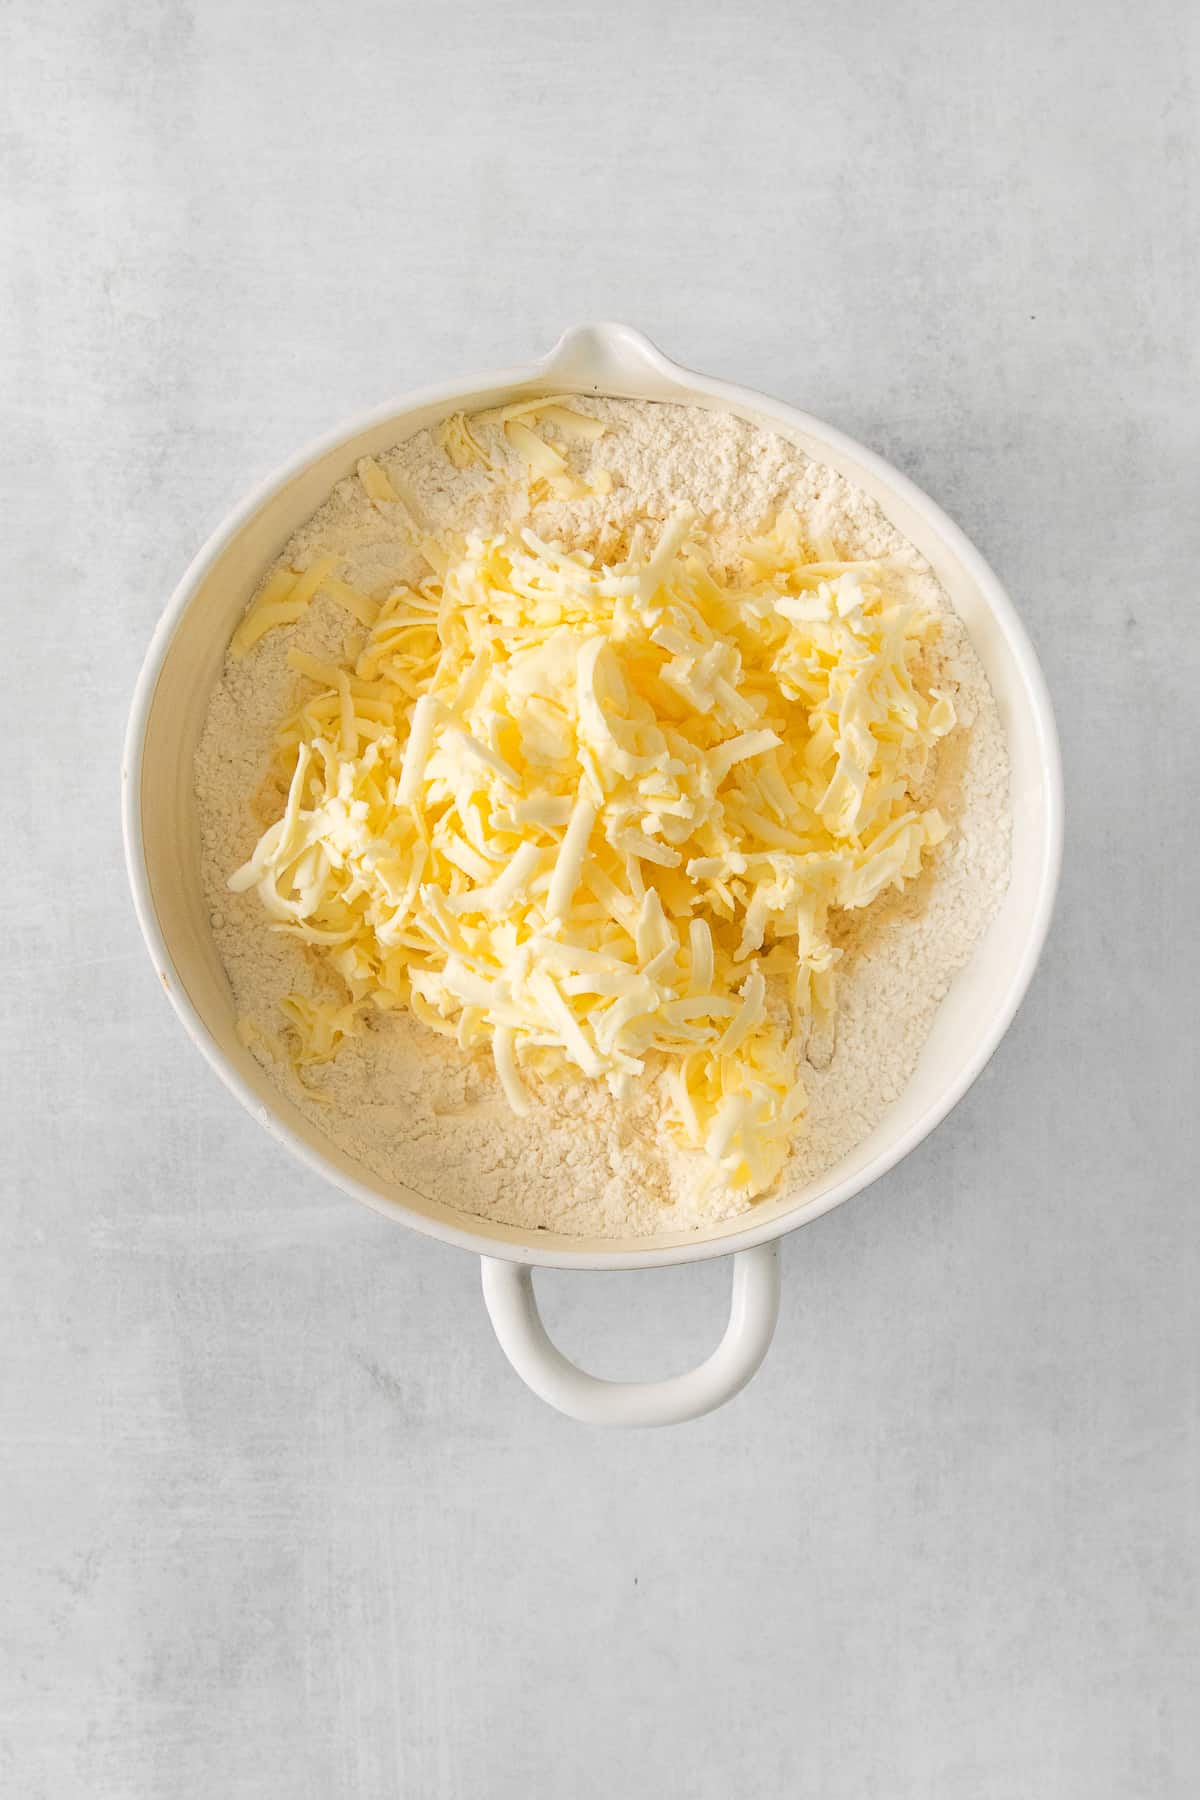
left=3, top=1, right=1198, bottom=1795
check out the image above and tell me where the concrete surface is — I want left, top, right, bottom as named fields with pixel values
left=2, top=1, right=1197, bottom=1795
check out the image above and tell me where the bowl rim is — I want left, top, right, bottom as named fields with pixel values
left=122, top=322, right=1064, bottom=1271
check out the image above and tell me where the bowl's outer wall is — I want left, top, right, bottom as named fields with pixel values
left=123, top=325, right=1063, bottom=1271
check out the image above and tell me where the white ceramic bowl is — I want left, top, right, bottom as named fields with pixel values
left=123, top=323, right=1063, bottom=1426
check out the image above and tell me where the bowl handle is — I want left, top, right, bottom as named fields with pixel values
left=479, top=1242, right=780, bottom=1427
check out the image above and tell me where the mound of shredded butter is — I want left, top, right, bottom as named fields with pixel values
left=229, top=495, right=954, bottom=1200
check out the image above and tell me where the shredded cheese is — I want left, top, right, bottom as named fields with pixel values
left=229, top=493, right=955, bottom=1199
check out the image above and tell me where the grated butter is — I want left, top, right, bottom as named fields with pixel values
left=228, top=489, right=954, bottom=1200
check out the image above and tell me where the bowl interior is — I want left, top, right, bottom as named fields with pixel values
left=130, top=364, right=1058, bottom=1265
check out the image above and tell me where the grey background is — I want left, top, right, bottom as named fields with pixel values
left=3, top=0, right=1197, bottom=1794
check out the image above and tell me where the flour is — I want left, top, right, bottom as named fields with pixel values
left=194, top=400, right=1010, bottom=1238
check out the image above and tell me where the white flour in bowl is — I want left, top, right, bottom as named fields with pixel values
left=194, top=399, right=1010, bottom=1237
